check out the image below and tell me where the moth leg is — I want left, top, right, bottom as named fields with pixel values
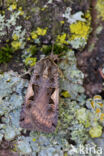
left=20, top=66, right=34, bottom=80
left=50, top=104, right=56, bottom=112
left=48, top=102, right=55, bottom=112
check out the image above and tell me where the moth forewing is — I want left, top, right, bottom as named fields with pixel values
left=51, top=88, right=59, bottom=110
left=25, top=83, right=34, bottom=104
left=20, top=55, right=59, bottom=133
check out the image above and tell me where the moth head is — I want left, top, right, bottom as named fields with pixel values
left=49, top=53, right=59, bottom=63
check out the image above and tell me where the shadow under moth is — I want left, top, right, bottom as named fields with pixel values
left=20, top=55, right=59, bottom=133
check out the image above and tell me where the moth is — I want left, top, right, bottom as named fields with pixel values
left=20, top=54, right=59, bottom=133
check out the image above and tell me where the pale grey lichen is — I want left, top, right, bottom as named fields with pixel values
left=63, top=7, right=86, bottom=24
left=69, top=38, right=87, bottom=49
left=0, top=71, right=27, bottom=143
left=0, top=8, right=26, bottom=49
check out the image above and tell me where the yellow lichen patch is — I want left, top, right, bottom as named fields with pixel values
left=12, top=34, right=19, bottom=40
left=94, top=95, right=102, bottom=100
left=93, top=95, right=103, bottom=107
left=31, top=27, right=47, bottom=40
left=96, top=0, right=104, bottom=21
left=27, top=37, right=31, bottom=41
left=60, top=21, right=64, bottom=24
left=11, top=41, right=21, bottom=50
left=25, top=57, right=37, bottom=67
left=31, top=32, right=38, bottom=39
left=85, top=10, right=92, bottom=22
left=96, top=108, right=101, bottom=114
left=19, top=10, right=24, bottom=16
left=56, top=33, right=68, bottom=45
left=100, top=113, right=104, bottom=120
left=36, top=27, right=47, bottom=36
left=61, top=91, right=71, bottom=98
left=18, top=7, right=24, bottom=15
left=8, top=4, right=17, bottom=11
left=69, top=21, right=90, bottom=40
left=89, top=125, right=102, bottom=138
left=90, top=100, right=95, bottom=109
left=32, top=138, right=36, bottom=142
left=69, top=11, right=91, bottom=41
left=97, top=103, right=103, bottom=107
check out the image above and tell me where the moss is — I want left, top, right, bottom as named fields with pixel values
left=0, top=45, right=13, bottom=63
left=28, top=45, right=37, bottom=55
left=96, top=0, right=104, bottom=21
left=89, top=125, right=102, bottom=138
left=41, top=44, right=68, bottom=55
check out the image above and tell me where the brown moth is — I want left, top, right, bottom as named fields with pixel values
left=20, top=54, right=59, bottom=133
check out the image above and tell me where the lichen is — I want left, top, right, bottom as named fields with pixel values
left=76, top=108, right=91, bottom=128
left=63, top=7, right=86, bottom=24
left=86, top=95, right=104, bottom=122
left=69, top=11, right=91, bottom=49
left=61, top=90, right=71, bottom=98
left=22, top=45, right=38, bottom=66
left=24, top=57, right=37, bottom=67
left=0, top=4, right=26, bottom=54
left=31, top=27, right=47, bottom=40
left=96, top=0, right=104, bottom=21
left=56, top=33, right=68, bottom=46
left=70, top=21, right=90, bottom=40
left=11, top=41, right=21, bottom=50
left=36, top=27, right=47, bottom=36
left=89, top=125, right=102, bottom=138
left=31, top=31, right=38, bottom=39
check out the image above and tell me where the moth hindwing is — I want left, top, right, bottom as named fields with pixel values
left=20, top=55, right=59, bottom=133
